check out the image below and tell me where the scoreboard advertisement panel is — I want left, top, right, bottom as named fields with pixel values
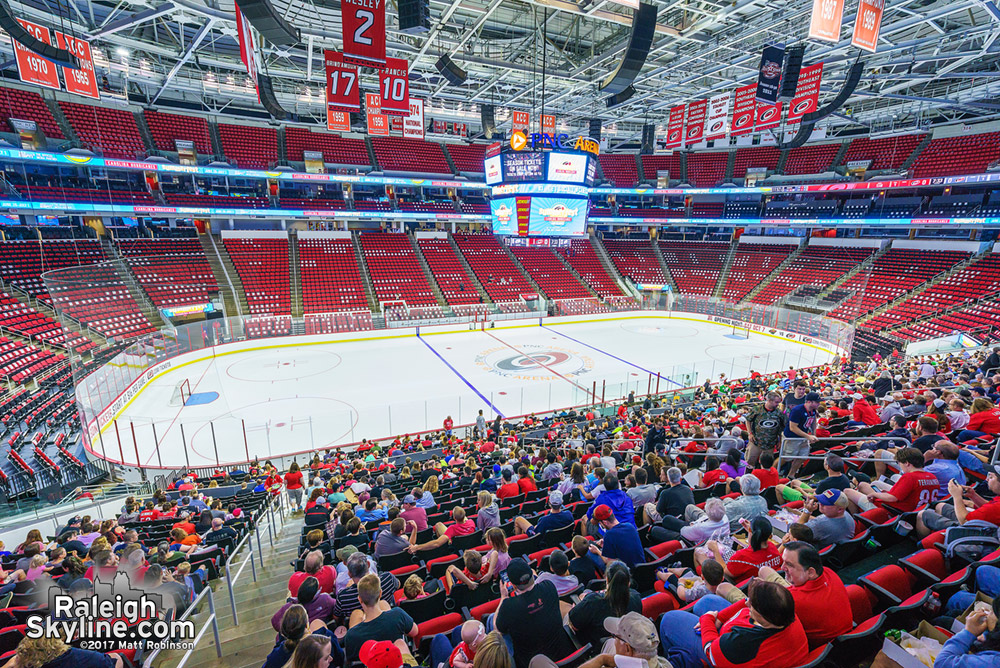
left=490, top=183, right=588, bottom=236
left=489, top=151, right=595, bottom=186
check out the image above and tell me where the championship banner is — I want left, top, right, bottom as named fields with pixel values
left=12, top=19, right=60, bottom=90
left=852, top=0, right=884, bottom=53
left=454, top=122, right=468, bottom=138
left=379, top=57, right=410, bottom=115
left=754, top=101, right=782, bottom=131
left=755, top=45, right=784, bottom=104
left=325, top=51, right=360, bottom=111
left=730, top=84, right=757, bottom=136
left=787, top=63, right=823, bottom=124
left=540, top=114, right=556, bottom=135
left=684, top=99, right=707, bottom=146
left=54, top=32, right=99, bottom=99
left=341, top=0, right=387, bottom=68
left=512, top=110, right=529, bottom=132
left=402, top=99, right=424, bottom=139
left=705, top=92, right=731, bottom=141
left=234, top=3, right=261, bottom=99
left=365, top=92, right=390, bottom=136
left=665, top=105, right=685, bottom=149
left=328, top=109, right=351, bottom=132
left=808, top=0, right=845, bottom=43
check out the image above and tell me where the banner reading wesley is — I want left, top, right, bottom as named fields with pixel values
left=325, top=51, right=360, bottom=112
left=12, top=19, right=60, bottom=90
left=852, top=0, right=884, bottom=53
left=365, top=92, right=389, bottom=136
left=756, top=45, right=784, bottom=104
left=341, top=0, right=386, bottom=68
left=402, top=99, right=424, bottom=139
left=540, top=114, right=556, bottom=136
left=684, top=99, right=707, bottom=146
left=665, top=105, right=685, bottom=149
left=787, top=63, right=823, bottom=124
left=512, top=110, right=529, bottom=133
left=54, top=31, right=99, bottom=100
left=234, top=3, right=261, bottom=98
left=754, top=101, right=782, bottom=131
left=808, top=0, right=845, bottom=43
left=705, top=92, right=731, bottom=141
left=379, top=57, right=409, bottom=115
left=730, top=84, right=757, bottom=136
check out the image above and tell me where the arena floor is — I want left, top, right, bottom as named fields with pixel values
left=90, top=316, right=835, bottom=469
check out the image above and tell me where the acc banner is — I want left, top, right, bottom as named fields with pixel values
left=365, top=92, right=390, bottom=136
left=754, top=101, right=782, bottom=132
left=341, top=0, right=386, bottom=68
left=379, top=57, right=410, bottom=115
left=787, top=63, right=823, bottom=124
left=325, top=51, right=360, bottom=111
left=402, top=99, right=424, bottom=139
left=512, top=111, right=529, bottom=133
left=809, top=0, right=845, bottom=43
left=54, top=32, right=99, bottom=99
left=730, top=84, right=757, bottom=136
left=755, top=45, right=784, bottom=104
left=852, top=0, right=884, bottom=52
left=705, top=93, right=731, bottom=141
left=665, top=105, right=685, bottom=149
left=235, top=3, right=261, bottom=98
left=13, top=19, right=60, bottom=90
left=684, top=99, right=707, bottom=146
left=540, top=114, right=556, bottom=135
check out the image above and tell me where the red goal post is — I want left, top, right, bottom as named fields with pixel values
left=169, top=378, right=191, bottom=407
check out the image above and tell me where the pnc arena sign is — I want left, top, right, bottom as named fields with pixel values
left=511, top=131, right=600, bottom=155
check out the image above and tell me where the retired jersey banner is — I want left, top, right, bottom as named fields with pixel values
left=705, top=92, right=731, bottom=141
left=852, top=0, right=884, bottom=52
left=665, top=105, right=685, bottom=149
left=13, top=19, right=60, bottom=90
left=787, top=63, right=823, bottom=124
left=402, top=99, right=424, bottom=139
left=379, top=58, right=410, bottom=115
left=754, top=101, right=782, bottom=132
left=730, top=84, right=757, bottom=137
left=365, top=92, right=390, bottom=136
left=512, top=110, right=529, bottom=132
left=325, top=51, right=360, bottom=111
left=327, top=108, right=351, bottom=132
left=55, top=31, right=99, bottom=99
left=684, top=99, right=707, bottom=146
left=234, top=3, right=260, bottom=98
left=540, top=114, right=556, bottom=135
left=756, top=45, right=784, bottom=104
left=341, top=0, right=386, bottom=68
left=809, top=0, right=845, bottom=43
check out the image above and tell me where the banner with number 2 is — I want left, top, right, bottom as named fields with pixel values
left=341, top=0, right=386, bottom=68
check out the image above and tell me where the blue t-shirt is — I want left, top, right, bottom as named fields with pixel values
left=601, top=522, right=644, bottom=569
left=783, top=404, right=817, bottom=438
left=925, top=459, right=966, bottom=499
left=530, top=510, right=574, bottom=537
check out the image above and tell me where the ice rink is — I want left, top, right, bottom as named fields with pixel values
left=89, top=315, right=837, bottom=469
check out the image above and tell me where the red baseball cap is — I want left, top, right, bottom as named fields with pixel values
left=593, top=505, right=614, bottom=522
left=360, top=640, right=402, bottom=668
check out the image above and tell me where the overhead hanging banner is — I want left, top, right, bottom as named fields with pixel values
left=54, top=31, right=99, bottom=100
left=234, top=3, right=261, bottom=99
left=809, top=0, right=845, bottom=43
left=12, top=19, right=60, bottom=90
left=341, top=0, right=387, bottom=68
left=325, top=50, right=360, bottom=111
left=402, top=99, right=424, bottom=139
left=379, top=57, right=410, bottom=115
left=512, top=110, right=529, bottom=133
left=540, top=114, right=556, bottom=135
left=852, top=0, right=885, bottom=52
left=327, top=109, right=351, bottom=132
left=705, top=92, right=731, bottom=141
left=787, top=63, right=824, bottom=124
left=755, top=45, right=784, bottom=104
left=754, top=100, right=782, bottom=131
left=730, top=84, right=757, bottom=136
left=684, top=99, right=707, bottom=146
left=365, top=92, right=390, bottom=136
left=665, top=105, right=685, bottom=149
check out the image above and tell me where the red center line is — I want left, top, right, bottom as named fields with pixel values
left=482, top=329, right=592, bottom=395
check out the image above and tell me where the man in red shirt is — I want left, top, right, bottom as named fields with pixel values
left=288, top=549, right=337, bottom=596
left=138, top=501, right=160, bottom=522
left=843, top=447, right=939, bottom=514
left=407, top=507, right=476, bottom=554
left=496, top=470, right=521, bottom=500
left=916, top=463, right=1000, bottom=537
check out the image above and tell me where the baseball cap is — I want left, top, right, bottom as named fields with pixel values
left=816, top=488, right=849, bottom=509
left=548, top=490, right=564, bottom=507
left=315, top=496, right=326, bottom=505
left=991, top=463, right=1000, bottom=477
left=402, top=494, right=416, bottom=505
left=593, top=505, right=614, bottom=522
left=805, top=392, right=821, bottom=402
left=506, top=558, right=533, bottom=587
left=359, top=640, right=402, bottom=668
left=335, top=544, right=359, bottom=562
left=851, top=393, right=864, bottom=400
left=933, top=399, right=947, bottom=409
left=603, top=613, right=659, bottom=656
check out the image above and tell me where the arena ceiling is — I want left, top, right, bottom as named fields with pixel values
left=5, top=0, right=1000, bottom=142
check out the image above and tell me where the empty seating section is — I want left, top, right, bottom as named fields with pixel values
left=359, top=233, right=438, bottom=306
left=304, top=311, right=374, bottom=334
left=553, top=239, right=622, bottom=297
left=601, top=240, right=667, bottom=286
left=223, top=237, right=291, bottom=314
left=640, top=155, right=681, bottom=182
left=164, top=193, right=270, bottom=208
left=0, top=337, right=64, bottom=384
left=827, top=249, right=969, bottom=321
left=686, top=152, right=727, bottom=187
left=279, top=197, right=349, bottom=211
left=911, top=132, right=1000, bottom=177
left=416, top=239, right=480, bottom=305
left=18, top=185, right=153, bottom=204
left=508, top=247, right=591, bottom=300
left=0, top=240, right=103, bottom=302
left=452, top=234, right=534, bottom=303
left=354, top=200, right=393, bottom=211
left=399, top=201, right=455, bottom=213
left=895, top=300, right=1000, bottom=342
left=841, top=134, right=924, bottom=171
left=720, top=244, right=795, bottom=302
left=218, top=123, right=278, bottom=168
left=446, top=144, right=487, bottom=172
left=0, top=86, right=63, bottom=139
left=599, top=154, right=638, bottom=187
left=142, top=109, right=213, bottom=154
left=115, top=239, right=217, bottom=307
left=370, top=137, right=452, bottom=174
left=618, top=206, right=683, bottom=218
left=45, top=262, right=155, bottom=339
left=59, top=102, right=146, bottom=158
left=732, top=147, right=780, bottom=178
left=657, top=241, right=729, bottom=295
left=750, top=245, right=875, bottom=305
left=783, top=142, right=841, bottom=174
left=0, top=292, right=92, bottom=351
left=298, top=238, right=370, bottom=314
left=690, top=202, right=724, bottom=218
left=460, top=201, right=490, bottom=214
left=284, top=128, right=371, bottom=165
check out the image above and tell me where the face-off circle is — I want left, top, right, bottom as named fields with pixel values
left=474, top=344, right=594, bottom=381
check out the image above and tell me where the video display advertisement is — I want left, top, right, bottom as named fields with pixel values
left=490, top=196, right=517, bottom=234
left=529, top=196, right=588, bottom=236
left=545, top=153, right=589, bottom=184
left=484, top=155, right=502, bottom=185
left=501, top=153, right=545, bottom=182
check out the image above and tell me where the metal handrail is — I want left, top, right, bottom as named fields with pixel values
left=141, top=585, right=222, bottom=668
left=224, top=527, right=258, bottom=625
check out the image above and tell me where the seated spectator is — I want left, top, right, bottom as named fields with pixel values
left=719, top=449, right=747, bottom=481
left=496, top=470, right=520, bottom=500
left=645, top=467, right=694, bottom=525
left=916, top=465, right=1000, bottom=537
left=408, top=507, right=476, bottom=553
left=697, top=516, right=782, bottom=583
left=204, top=518, right=238, bottom=545
left=446, top=549, right=488, bottom=591
left=924, top=440, right=966, bottom=499
left=655, top=497, right=730, bottom=546
left=954, top=397, right=1000, bottom=443
left=399, top=495, right=428, bottom=532
left=374, top=518, right=414, bottom=558
left=568, top=535, right=604, bottom=584
left=481, top=527, right=511, bottom=581
left=534, top=549, right=579, bottom=596
left=791, top=489, right=855, bottom=548
left=722, top=475, right=768, bottom=524
left=473, top=631, right=512, bottom=668
left=700, top=457, right=729, bottom=488
left=513, top=490, right=574, bottom=538
left=567, top=561, right=642, bottom=650
left=476, top=491, right=500, bottom=532
left=535, top=612, right=670, bottom=668
left=356, top=498, right=388, bottom=524
left=842, top=447, right=939, bottom=514
left=272, top=576, right=335, bottom=632
left=750, top=452, right=779, bottom=490
left=495, top=558, right=576, bottom=668
left=586, top=474, right=636, bottom=527
left=290, top=550, right=336, bottom=597
left=658, top=558, right=735, bottom=605
left=343, top=573, right=419, bottom=662
left=625, top=468, right=658, bottom=506
left=8, top=635, right=123, bottom=668
left=334, top=552, right=399, bottom=622
left=263, top=604, right=338, bottom=668
left=935, top=596, right=1000, bottom=668
left=517, top=466, right=538, bottom=494
left=589, top=505, right=644, bottom=568
left=304, top=498, right=331, bottom=527
left=340, top=517, right=369, bottom=550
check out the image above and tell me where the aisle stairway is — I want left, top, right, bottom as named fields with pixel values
left=199, top=234, right=247, bottom=318
left=740, top=243, right=805, bottom=303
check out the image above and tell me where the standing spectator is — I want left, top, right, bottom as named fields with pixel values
left=444, top=415, right=454, bottom=437
left=781, top=392, right=820, bottom=479
left=494, top=559, right=576, bottom=668
left=746, top=393, right=785, bottom=467
left=286, top=462, right=305, bottom=512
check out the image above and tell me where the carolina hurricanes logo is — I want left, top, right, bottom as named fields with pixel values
left=758, top=108, right=778, bottom=122
left=761, top=61, right=781, bottom=78
left=733, top=114, right=751, bottom=128
left=687, top=126, right=701, bottom=138
left=710, top=121, right=725, bottom=132
left=792, top=99, right=813, bottom=115
left=668, top=130, right=680, bottom=141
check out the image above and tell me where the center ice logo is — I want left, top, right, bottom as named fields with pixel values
left=474, top=344, right=594, bottom=381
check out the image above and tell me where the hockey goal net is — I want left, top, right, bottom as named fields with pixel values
left=168, top=378, right=191, bottom=407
